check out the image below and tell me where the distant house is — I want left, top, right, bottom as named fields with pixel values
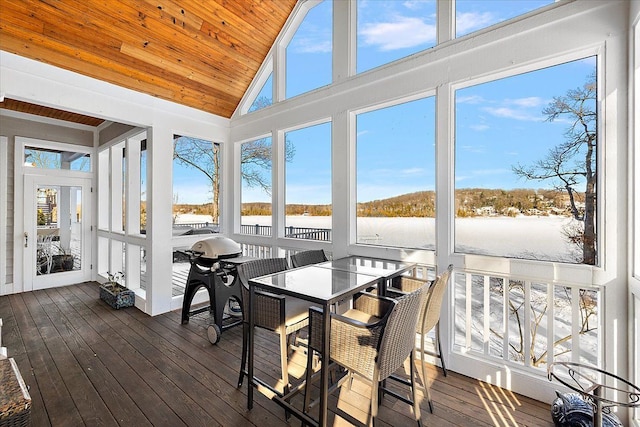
left=475, top=206, right=496, bottom=216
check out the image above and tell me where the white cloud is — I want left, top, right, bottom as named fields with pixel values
left=471, top=168, right=510, bottom=176
left=456, top=11, right=497, bottom=35
left=400, top=167, right=425, bottom=176
left=462, top=145, right=486, bottom=153
left=470, top=124, right=489, bottom=131
left=292, top=37, right=332, bottom=54
left=402, top=0, right=433, bottom=11
left=457, top=94, right=485, bottom=104
left=483, top=106, right=543, bottom=122
left=508, top=97, right=545, bottom=108
left=360, top=16, right=436, bottom=51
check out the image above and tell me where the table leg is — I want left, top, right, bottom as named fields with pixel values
left=248, top=285, right=255, bottom=409
left=320, top=302, right=330, bottom=427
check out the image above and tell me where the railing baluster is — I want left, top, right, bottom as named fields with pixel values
left=524, top=281, right=532, bottom=367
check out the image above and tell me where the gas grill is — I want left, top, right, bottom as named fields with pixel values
left=180, top=236, right=245, bottom=344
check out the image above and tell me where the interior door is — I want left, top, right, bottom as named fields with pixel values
left=23, top=175, right=92, bottom=291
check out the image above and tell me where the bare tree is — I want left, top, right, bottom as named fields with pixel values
left=173, top=131, right=295, bottom=221
left=512, top=73, right=597, bottom=264
left=173, top=137, right=221, bottom=221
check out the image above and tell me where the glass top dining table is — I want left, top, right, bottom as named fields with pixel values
left=316, top=255, right=416, bottom=286
left=246, top=256, right=416, bottom=427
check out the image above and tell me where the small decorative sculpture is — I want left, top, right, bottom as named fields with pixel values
left=551, top=391, right=623, bottom=427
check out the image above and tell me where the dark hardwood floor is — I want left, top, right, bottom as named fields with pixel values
left=0, top=282, right=554, bottom=426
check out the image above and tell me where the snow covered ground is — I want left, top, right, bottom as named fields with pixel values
left=241, top=214, right=575, bottom=262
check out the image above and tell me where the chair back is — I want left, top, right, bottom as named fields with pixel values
left=377, top=284, right=427, bottom=380
left=421, top=264, right=453, bottom=334
left=237, top=258, right=289, bottom=319
left=290, top=249, right=327, bottom=268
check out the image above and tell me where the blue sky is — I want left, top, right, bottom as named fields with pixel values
left=175, top=0, right=597, bottom=205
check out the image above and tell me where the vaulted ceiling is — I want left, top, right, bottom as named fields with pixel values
left=0, top=0, right=297, bottom=120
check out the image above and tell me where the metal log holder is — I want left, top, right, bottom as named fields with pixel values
left=548, top=361, right=640, bottom=427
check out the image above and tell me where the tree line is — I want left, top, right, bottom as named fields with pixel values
left=175, top=187, right=581, bottom=218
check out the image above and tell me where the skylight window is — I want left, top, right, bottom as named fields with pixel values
left=285, top=0, right=333, bottom=99
left=357, top=0, right=437, bottom=74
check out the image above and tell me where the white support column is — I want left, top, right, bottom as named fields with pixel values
left=145, top=125, right=173, bottom=315
left=332, top=110, right=350, bottom=258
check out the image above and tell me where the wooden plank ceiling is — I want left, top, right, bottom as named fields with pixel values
left=0, top=0, right=297, bottom=119
left=0, top=98, right=106, bottom=127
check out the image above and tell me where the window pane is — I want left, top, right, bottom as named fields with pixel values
left=357, top=0, right=436, bottom=74
left=286, top=0, right=332, bottom=99
left=248, top=73, right=273, bottom=113
left=285, top=122, right=332, bottom=241
left=454, top=57, right=598, bottom=264
left=356, top=97, right=436, bottom=248
left=24, top=146, right=91, bottom=172
left=456, top=0, right=556, bottom=38
left=172, top=136, right=221, bottom=235
left=241, top=137, right=273, bottom=236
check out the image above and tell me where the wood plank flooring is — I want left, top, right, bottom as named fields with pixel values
left=0, top=282, right=555, bottom=426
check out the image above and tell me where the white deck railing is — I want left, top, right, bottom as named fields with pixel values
left=452, top=270, right=601, bottom=373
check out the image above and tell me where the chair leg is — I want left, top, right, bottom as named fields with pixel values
left=421, top=334, right=434, bottom=413
left=303, top=348, right=315, bottom=413
left=436, top=324, right=447, bottom=377
left=410, top=351, right=424, bottom=427
left=370, top=367, right=380, bottom=427
left=237, top=323, right=248, bottom=387
left=280, top=331, right=290, bottom=395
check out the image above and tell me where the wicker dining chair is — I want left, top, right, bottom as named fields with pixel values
left=388, top=263, right=453, bottom=413
left=236, top=257, right=311, bottom=397
left=304, top=285, right=427, bottom=427
left=290, top=249, right=328, bottom=268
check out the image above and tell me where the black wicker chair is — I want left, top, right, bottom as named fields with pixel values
left=304, top=285, right=427, bottom=426
left=290, top=249, right=328, bottom=268
left=236, top=257, right=311, bottom=398
left=388, top=263, right=453, bottom=413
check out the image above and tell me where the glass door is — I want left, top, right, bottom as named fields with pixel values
left=23, top=175, right=92, bottom=290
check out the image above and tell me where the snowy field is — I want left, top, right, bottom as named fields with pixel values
left=239, top=214, right=576, bottom=262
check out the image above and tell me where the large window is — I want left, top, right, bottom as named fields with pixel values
left=356, top=97, right=436, bottom=249
left=285, top=122, right=332, bottom=241
left=240, top=136, right=273, bottom=236
left=286, top=1, right=332, bottom=99
left=454, top=57, right=598, bottom=264
left=357, top=0, right=436, bottom=74
left=455, top=0, right=556, bottom=38
left=172, top=135, right=221, bottom=234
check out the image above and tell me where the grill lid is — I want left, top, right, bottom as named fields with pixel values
left=190, top=236, right=242, bottom=260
